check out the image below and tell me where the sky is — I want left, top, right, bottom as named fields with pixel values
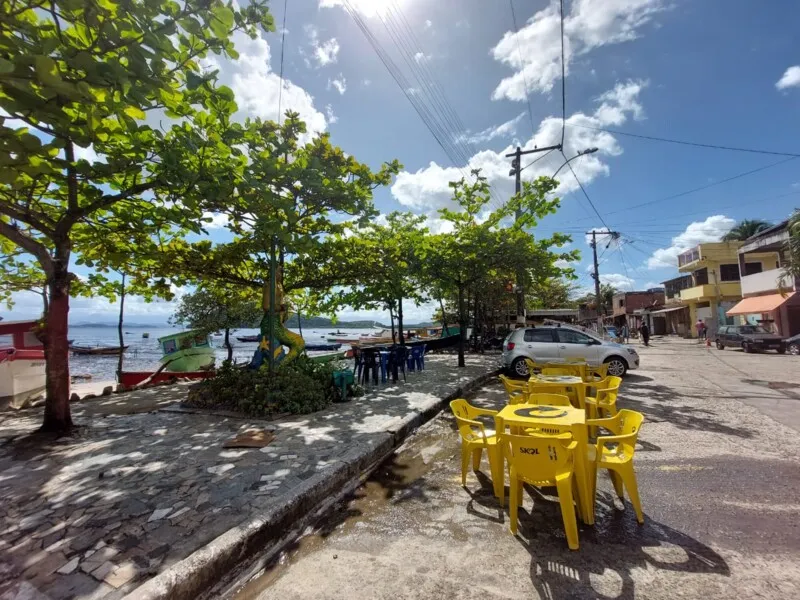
left=3, top=0, right=800, bottom=325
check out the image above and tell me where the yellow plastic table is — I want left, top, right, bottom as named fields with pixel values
left=529, top=374, right=587, bottom=410
left=495, top=403, right=594, bottom=525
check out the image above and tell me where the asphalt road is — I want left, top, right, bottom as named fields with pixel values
left=237, top=339, right=800, bottom=600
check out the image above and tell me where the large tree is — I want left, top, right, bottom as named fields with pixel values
left=0, top=0, right=274, bottom=432
left=420, top=171, right=575, bottom=367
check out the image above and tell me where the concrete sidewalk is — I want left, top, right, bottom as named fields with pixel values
left=0, top=354, right=499, bottom=600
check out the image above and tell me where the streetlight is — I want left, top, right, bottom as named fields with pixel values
left=551, top=147, right=598, bottom=178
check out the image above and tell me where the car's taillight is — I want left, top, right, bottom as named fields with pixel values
left=506, top=342, right=515, bottom=350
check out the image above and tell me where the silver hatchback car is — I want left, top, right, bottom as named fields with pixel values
left=502, top=325, right=640, bottom=377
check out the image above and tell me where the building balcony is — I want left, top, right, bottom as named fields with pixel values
left=679, top=282, right=741, bottom=302
left=740, top=268, right=798, bottom=297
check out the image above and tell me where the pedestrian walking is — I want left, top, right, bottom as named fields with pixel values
left=620, top=322, right=629, bottom=344
left=639, top=322, right=650, bottom=347
left=695, top=319, right=706, bottom=341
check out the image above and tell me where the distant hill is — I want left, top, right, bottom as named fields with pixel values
left=285, top=315, right=387, bottom=329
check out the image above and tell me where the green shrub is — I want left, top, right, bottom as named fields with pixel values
left=186, top=356, right=348, bottom=416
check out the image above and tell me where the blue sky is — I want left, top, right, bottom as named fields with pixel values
left=4, top=0, right=800, bottom=325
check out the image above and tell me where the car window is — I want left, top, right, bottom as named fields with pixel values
left=557, top=329, right=593, bottom=344
left=738, top=325, right=771, bottom=335
left=718, top=326, right=727, bottom=335
left=524, top=329, right=554, bottom=343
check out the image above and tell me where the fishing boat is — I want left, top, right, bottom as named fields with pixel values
left=305, top=343, right=342, bottom=352
left=70, top=344, right=128, bottom=355
left=118, top=370, right=215, bottom=387
left=158, top=330, right=215, bottom=372
left=236, top=334, right=261, bottom=342
left=325, top=330, right=361, bottom=344
left=0, top=320, right=46, bottom=410
left=309, top=348, right=353, bottom=364
left=142, top=332, right=150, bottom=339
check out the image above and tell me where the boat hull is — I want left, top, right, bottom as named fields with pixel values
left=0, top=349, right=46, bottom=410
left=119, top=370, right=215, bottom=387
left=160, top=347, right=215, bottom=372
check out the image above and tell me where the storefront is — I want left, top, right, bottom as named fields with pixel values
left=726, top=292, right=800, bottom=337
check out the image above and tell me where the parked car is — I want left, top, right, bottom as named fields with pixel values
left=785, top=333, right=800, bottom=355
left=715, top=325, right=786, bottom=354
left=501, top=325, right=640, bottom=378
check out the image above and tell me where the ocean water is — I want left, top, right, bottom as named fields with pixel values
left=2, top=326, right=381, bottom=382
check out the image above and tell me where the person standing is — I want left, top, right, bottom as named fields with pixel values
left=695, top=319, right=706, bottom=340
left=639, top=322, right=650, bottom=347
left=620, top=322, right=629, bottom=343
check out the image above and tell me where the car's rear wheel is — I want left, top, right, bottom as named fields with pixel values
left=604, top=356, right=628, bottom=377
left=716, top=341, right=724, bottom=350
left=777, top=345, right=786, bottom=354
left=511, top=357, right=530, bottom=378
left=789, top=343, right=800, bottom=356
left=743, top=342, right=754, bottom=353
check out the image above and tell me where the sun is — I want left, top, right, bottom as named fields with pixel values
left=344, top=0, right=401, bottom=18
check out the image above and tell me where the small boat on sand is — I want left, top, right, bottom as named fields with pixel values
left=1, top=320, right=46, bottom=410
left=305, top=343, right=342, bottom=352
left=70, top=345, right=128, bottom=355
left=236, top=335, right=261, bottom=343
left=158, top=330, right=215, bottom=372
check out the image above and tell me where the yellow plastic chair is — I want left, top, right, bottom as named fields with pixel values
left=541, top=366, right=574, bottom=376
left=499, top=375, right=528, bottom=404
left=449, top=399, right=503, bottom=497
left=523, top=358, right=540, bottom=376
left=501, top=431, right=580, bottom=550
left=587, top=409, right=645, bottom=524
left=526, top=393, right=572, bottom=406
left=584, top=363, right=609, bottom=382
left=585, top=376, right=622, bottom=426
left=563, top=357, right=588, bottom=364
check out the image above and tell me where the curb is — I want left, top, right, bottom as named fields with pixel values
left=123, top=365, right=500, bottom=600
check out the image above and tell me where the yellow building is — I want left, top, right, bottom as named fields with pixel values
left=677, top=242, right=741, bottom=336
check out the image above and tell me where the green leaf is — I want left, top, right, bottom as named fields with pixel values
left=0, top=58, right=13, bottom=74
left=34, top=56, right=61, bottom=85
left=123, top=106, right=146, bottom=120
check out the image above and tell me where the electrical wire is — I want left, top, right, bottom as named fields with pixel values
left=521, top=147, right=556, bottom=171
left=562, top=150, right=612, bottom=229
left=276, top=0, right=288, bottom=124
left=569, top=124, right=800, bottom=158
left=509, top=0, right=535, bottom=135
left=559, top=0, right=566, bottom=148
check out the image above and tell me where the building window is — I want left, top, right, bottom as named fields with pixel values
left=694, top=268, right=709, bottom=286
left=719, top=264, right=740, bottom=282
left=744, top=262, right=763, bottom=276
left=618, top=299, right=624, bottom=308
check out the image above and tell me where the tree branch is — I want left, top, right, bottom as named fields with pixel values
left=0, top=220, right=53, bottom=277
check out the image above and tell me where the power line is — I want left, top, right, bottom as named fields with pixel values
left=509, top=0, right=535, bottom=135
left=521, top=147, right=556, bottom=171
left=276, top=0, right=289, bottom=123
left=569, top=123, right=800, bottom=158
left=562, top=150, right=611, bottom=229
left=559, top=0, right=566, bottom=148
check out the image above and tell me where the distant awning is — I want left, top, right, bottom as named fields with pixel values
left=650, top=305, right=688, bottom=314
left=726, top=292, right=798, bottom=316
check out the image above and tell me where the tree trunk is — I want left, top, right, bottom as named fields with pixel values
left=397, top=296, right=405, bottom=346
left=116, top=274, right=126, bottom=378
left=438, top=297, right=449, bottom=337
left=388, top=304, right=396, bottom=343
left=41, top=265, right=73, bottom=433
left=41, top=288, right=49, bottom=316
left=457, top=284, right=466, bottom=367
left=224, top=327, right=233, bottom=362
left=296, top=309, right=303, bottom=339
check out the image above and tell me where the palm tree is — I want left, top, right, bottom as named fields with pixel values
left=722, top=219, right=772, bottom=241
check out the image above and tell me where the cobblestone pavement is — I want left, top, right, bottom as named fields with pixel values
left=250, top=340, right=800, bottom=600
left=0, top=354, right=498, bottom=600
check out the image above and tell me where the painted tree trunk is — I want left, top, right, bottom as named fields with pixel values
left=224, top=327, right=233, bottom=362
left=41, top=267, right=73, bottom=432
left=397, top=296, right=405, bottom=346
left=438, top=297, right=449, bottom=337
left=116, top=274, right=126, bottom=377
left=457, top=283, right=466, bottom=367
left=388, top=305, right=396, bottom=343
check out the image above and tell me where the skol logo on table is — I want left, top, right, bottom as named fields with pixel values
left=521, top=447, right=539, bottom=455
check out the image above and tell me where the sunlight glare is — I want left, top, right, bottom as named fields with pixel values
left=347, top=0, right=401, bottom=18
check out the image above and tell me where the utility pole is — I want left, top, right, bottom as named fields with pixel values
left=507, top=143, right=561, bottom=325
left=588, top=229, right=619, bottom=334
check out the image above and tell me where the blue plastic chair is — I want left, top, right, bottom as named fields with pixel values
left=379, top=350, right=391, bottom=383
left=415, top=344, right=426, bottom=371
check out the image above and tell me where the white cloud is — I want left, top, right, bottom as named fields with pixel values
left=491, top=0, right=665, bottom=101
left=212, top=29, right=327, bottom=135
left=319, top=0, right=391, bottom=18
left=457, top=113, right=525, bottom=145
left=776, top=65, right=800, bottom=90
left=424, top=19, right=433, bottom=29
left=202, top=212, right=230, bottom=229
left=305, top=25, right=340, bottom=67
left=414, top=52, right=430, bottom=64
left=362, top=79, right=372, bottom=87
left=600, top=273, right=635, bottom=290
left=646, top=215, right=736, bottom=269
left=391, top=80, right=646, bottom=213
left=325, top=104, right=338, bottom=124
left=328, top=74, right=347, bottom=95
left=643, top=281, right=663, bottom=289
